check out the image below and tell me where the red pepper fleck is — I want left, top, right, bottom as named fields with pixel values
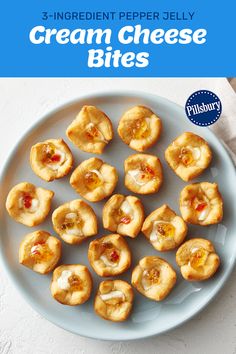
left=195, top=202, right=207, bottom=212
left=31, top=249, right=40, bottom=256
left=51, top=154, right=61, bottom=162
left=145, top=166, right=154, bottom=175
left=120, top=216, right=131, bottom=224
left=86, top=132, right=93, bottom=139
left=110, top=250, right=119, bottom=262
left=23, top=195, right=32, bottom=209
left=31, top=241, right=45, bottom=256
left=35, top=241, right=45, bottom=245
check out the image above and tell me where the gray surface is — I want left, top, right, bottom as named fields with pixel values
left=1, top=91, right=236, bottom=342
left=0, top=78, right=236, bottom=353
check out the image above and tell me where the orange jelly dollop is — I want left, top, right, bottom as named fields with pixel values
left=86, top=125, right=100, bottom=140
left=30, top=241, right=53, bottom=262
left=190, top=248, right=208, bottom=269
left=61, top=214, right=83, bottom=231
left=179, top=147, right=194, bottom=166
left=68, top=274, right=83, bottom=291
left=138, top=164, right=155, bottom=183
left=84, top=171, right=103, bottom=190
left=191, top=196, right=208, bottom=212
left=132, top=119, right=150, bottom=139
left=157, top=223, right=175, bottom=239
left=143, top=268, right=160, bottom=286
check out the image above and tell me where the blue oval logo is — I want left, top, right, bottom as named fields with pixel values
left=185, top=90, right=222, bottom=126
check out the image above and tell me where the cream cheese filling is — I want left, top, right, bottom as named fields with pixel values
left=198, top=206, right=210, bottom=221
left=57, top=270, right=73, bottom=290
left=141, top=270, right=152, bottom=291
left=128, top=169, right=146, bottom=186
left=100, top=290, right=125, bottom=301
left=191, top=147, right=201, bottom=160
left=100, top=254, right=118, bottom=268
left=65, top=212, right=77, bottom=219
left=120, top=199, right=133, bottom=216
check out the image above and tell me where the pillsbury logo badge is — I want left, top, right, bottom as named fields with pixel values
left=185, top=90, right=222, bottom=126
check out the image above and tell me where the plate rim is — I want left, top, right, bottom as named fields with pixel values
left=0, top=90, right=236, bottom=341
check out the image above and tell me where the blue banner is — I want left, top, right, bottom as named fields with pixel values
left=0, top=0, right=235, bottom=77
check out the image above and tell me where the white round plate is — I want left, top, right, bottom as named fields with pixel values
left=0, top=92, right=236, bottom=341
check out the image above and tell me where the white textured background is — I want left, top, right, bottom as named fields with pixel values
left=1, top=78, right=236, bottom=354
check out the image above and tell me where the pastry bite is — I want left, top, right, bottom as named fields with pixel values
left=94, top=280, right=134, bottom=322
left=52, top=199, right=97, bottom=245
left=131, top=256, right=176, bottom=301
left=142, top=204, right=187, bottom=251
left=176, top=238, right=220, bottom=281
left=124, top=154, right=163, bottom=194
left=66, top=105, right=113, bottom=154
left=88, top=234, right=131, bottom=277
left=19, top=230, right=61, bottom=274
left=70, top=157, right=118, bottom=202
left=102, top=194, right=144, bottom=238
left=117, top=105, right=162, bottom=152
left=6, top=182, right=54, bottom=227
left=51, top=264, right=92, bottom=305
left=30, top=138, right=73, bottom=182
left=165, top=132, right=212, bottom=181
left=179, top=182, right=223, bottom=226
